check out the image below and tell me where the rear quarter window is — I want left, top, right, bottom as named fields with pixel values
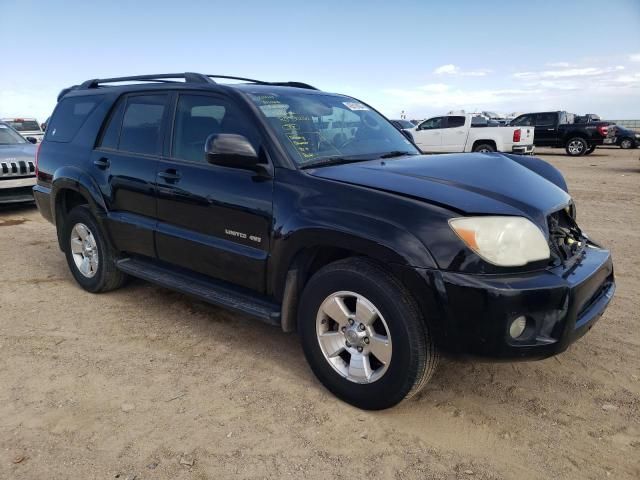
left=46, top=96, right=101, bottom=143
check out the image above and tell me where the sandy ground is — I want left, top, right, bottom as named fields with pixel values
left=0, top=147, right=638, bottom=480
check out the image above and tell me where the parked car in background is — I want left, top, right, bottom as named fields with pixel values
left=411, top=114, right=534, bottom=154
left=1, top=117, right=45, bottom=142
left=510, top=111, right=614, bottom=156
left=0, top=122, right=37, bottom=204
left=389, top=119, right=416, bottom=141
left=611, top=125, right=639, bottom=149
left=41, top=116, right=51, bottom=131
left=390, top=119, right=415, bottom=130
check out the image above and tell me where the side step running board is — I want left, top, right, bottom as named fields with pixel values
left=116, top=258, right=281, bottom=326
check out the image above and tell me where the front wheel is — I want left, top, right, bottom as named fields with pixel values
left=565, top=137, right=588, bottom=156
left=298, top=258, right=438, bottom=410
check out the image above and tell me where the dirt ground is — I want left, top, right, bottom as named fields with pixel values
left=0, top=147, right=638, bottom=480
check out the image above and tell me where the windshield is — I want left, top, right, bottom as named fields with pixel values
left=5, top=120, right=41, bottom=132
left=246, top=91, right=418, bottom=166
left=0, top=123, right=27, bottom=145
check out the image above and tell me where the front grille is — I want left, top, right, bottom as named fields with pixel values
left=548, top=207, right=586, bottom=266
left=0, top=160, right=35, bottom=178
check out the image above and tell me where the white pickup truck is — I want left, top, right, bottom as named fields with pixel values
left=411, top=114, right=535, bottom=154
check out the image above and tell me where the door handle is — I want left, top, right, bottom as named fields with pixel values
left=158, top=169, right=181, bottom=182
left=93, top=157, right=110, bottom=169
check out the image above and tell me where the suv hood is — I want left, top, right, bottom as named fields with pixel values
left=307, top=153, right=571, bottom=225
left=0, top=143, right=37, bottom=163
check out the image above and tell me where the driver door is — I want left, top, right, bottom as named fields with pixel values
left=413, top=117, right=444, bottom=152
left=154, top=92, right=273, bottom=293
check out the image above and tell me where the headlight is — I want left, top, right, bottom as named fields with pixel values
left=449, top=216, right=550, bottom=267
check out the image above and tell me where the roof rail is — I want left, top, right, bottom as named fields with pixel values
left=205, top=75, right=318, bottom=90
left=79, top=72, right=214, bottom=89
left=72, top=72, right=318, bottom=94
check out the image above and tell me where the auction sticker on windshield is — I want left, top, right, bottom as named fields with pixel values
left=342, top=102, right=369, bottom=111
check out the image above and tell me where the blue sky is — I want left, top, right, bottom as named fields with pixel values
left=2, top=0, right=639, bottom=121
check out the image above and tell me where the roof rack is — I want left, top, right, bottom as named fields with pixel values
left=77, top=72, right=318, bottom=90
left=79, top=72, right=214, bottom=89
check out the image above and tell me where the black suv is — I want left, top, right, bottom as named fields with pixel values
left=34, top=73, right=615, bottom=409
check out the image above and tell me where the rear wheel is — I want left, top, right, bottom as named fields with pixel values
left=620, top=137, right=634, bottom=149
left=473, top=143, right=495, bottom=153
left=298, top=258, right=438, bottom=410
left=62, top=205, right=127, bottom=293
left=565, top=137, right=588, bottom=156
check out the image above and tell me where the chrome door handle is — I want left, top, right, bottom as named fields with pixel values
left=93, top=157, right=110, bottom=169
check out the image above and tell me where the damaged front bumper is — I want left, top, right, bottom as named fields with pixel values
left=422, top=244, right=615, bottom=360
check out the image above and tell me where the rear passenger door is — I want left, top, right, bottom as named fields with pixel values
left=91, top=93, right=169, bottom=258
left=154, top=92, right=273, bottom=293
left=534, top=112, right=558, bottom=146
left=440, top=116, right=468, bottom=151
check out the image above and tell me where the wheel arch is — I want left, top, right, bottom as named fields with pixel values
left=51, top=167, right=108, bottom=250
left=274, top=228, right=438, bottom=333
left=563, top=132, right=589, bottom=145
left=472, top=139, right=497, bottom=151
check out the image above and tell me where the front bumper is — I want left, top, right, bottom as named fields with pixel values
left=0, top=177, right=36, bottom=204
left=512, top=144, right=535, bottom=155
left=418, top=245, right=614, bottom=360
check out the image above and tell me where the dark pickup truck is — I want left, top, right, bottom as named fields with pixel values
left=33, top=73, right=615, bottom=409
left=510, top=111, right=614, bottom=156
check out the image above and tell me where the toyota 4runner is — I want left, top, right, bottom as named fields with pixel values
left=34, top=73, right=615, bottom=409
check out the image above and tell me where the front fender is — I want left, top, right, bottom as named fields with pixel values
left=269, top=208, right=438, bottom=299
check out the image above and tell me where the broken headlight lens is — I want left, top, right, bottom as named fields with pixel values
left=449, top=216, right=550, bottom=267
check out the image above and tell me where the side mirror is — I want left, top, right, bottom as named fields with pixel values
left=401, top=129, right=414, bottom=143
left=26, top=136, right=38, bottom=144
left=205, top=133, right=259, bottom=170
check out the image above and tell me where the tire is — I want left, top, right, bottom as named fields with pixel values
left=620, top=137, right=634, bottom=149
left=298, top=258, right=438, bottom=410
left=565, top=137, right=588, bottom=156
left=473, top=143, right=495, bottom=153
left=584, top=145, right=596, bottom=155
left=62, top=205, right=127, bottom=293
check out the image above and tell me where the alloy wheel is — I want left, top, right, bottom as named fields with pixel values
left=315, top=291, right=392, bottom=384
left=70, top=223, right=99, bottom=278
left=568, top=140, right=585, bottom=155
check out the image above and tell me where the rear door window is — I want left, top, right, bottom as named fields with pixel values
left=46, top=97, right=101, bottom=142
left=447, top=116, right=466, bottom=128
left=118, top=95, right=168, bottom=155
left=535, top=113, right=556, bottom=127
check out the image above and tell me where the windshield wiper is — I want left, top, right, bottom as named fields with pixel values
left=299, top=156, right=372, bottom=169
left=378, top=150, right=418, bottom=159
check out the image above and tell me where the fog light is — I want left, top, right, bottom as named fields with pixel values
left=509, top=316, right=527, bottom=339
